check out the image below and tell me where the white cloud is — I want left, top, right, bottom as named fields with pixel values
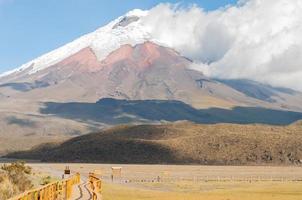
left=141, top=0, right=302, bottom=91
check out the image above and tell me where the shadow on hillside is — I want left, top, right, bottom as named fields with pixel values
left=6, top=116, right=37, bottom=127
left=6, top=136, right=185, bottom=164
left=40, top=98, right=302, bottom=125
left=215, top=79, right=297, bottom=103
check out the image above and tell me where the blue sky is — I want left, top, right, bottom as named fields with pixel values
left=0, top=0, right=237, bottom=73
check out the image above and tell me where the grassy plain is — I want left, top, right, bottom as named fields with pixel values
left=27, top=163, right=302, bottom=200
left=102, top=181, right=302, bottom=200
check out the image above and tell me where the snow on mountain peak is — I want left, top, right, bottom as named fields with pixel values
left=0, top=9, right=151, bottom=78
left=125, top=9, right=148, bottom=17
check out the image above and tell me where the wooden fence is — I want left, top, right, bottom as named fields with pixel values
left=93, top=173, right=302, bottom=186
left=120, top=176, right=302, bottom=184
left=8, top=173, right=80, bottom=200
left=88, top=172, right=102, bottom=200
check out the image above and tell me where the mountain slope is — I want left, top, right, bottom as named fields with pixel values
left=1, top=41, right=301, bottom=110
left=7, top=122, right=302, bottom=165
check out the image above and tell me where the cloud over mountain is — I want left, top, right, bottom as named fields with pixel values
left=141, top=0, right=302, bottom=91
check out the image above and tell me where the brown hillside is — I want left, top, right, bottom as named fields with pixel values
left=6, top=121, right=302, bottom=165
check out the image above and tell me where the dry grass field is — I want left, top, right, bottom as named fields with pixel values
left=102, top=181, right=302, bottom=200
left=9, top=121, right=302, bottom=165
left=28, top=163, right=302, bottom=200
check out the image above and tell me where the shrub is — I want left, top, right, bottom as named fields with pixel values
left=0, top=161, right=33, bottom=197
left=0, top=172, right=18, bottom=199
left=40, top=176, right=52, bottom=185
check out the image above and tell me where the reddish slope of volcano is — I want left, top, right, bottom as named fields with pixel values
left=55, top=42, right=184, bottom=72
left=58, top=47, right=101, bottom=71
left=0, top=42, right=299, bottom=110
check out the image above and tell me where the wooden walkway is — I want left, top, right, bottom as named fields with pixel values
left=71, top=173, right=102, bottom=200
left=71, top=181, right=93, bottom=200
left=8, top=172, right=102, bottom=200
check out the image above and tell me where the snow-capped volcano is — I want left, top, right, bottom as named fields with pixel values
left=0, top=9, right=151, bottom=78
left=0, top=8, right=301, bottom=112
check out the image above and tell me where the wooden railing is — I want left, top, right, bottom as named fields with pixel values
left=88, top=172, right=102, bottom=200
left=8, top=172, right=102, bottom=200
left=8, top=173, right=80, bottom=200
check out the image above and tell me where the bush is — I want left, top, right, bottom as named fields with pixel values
left=0, top=172, right=18, bottom=199
left=0, top=162, right=33, bottom=198
left=40, top=176, right=52, bottom=185
left=1, top=161, right=32, bottom=175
